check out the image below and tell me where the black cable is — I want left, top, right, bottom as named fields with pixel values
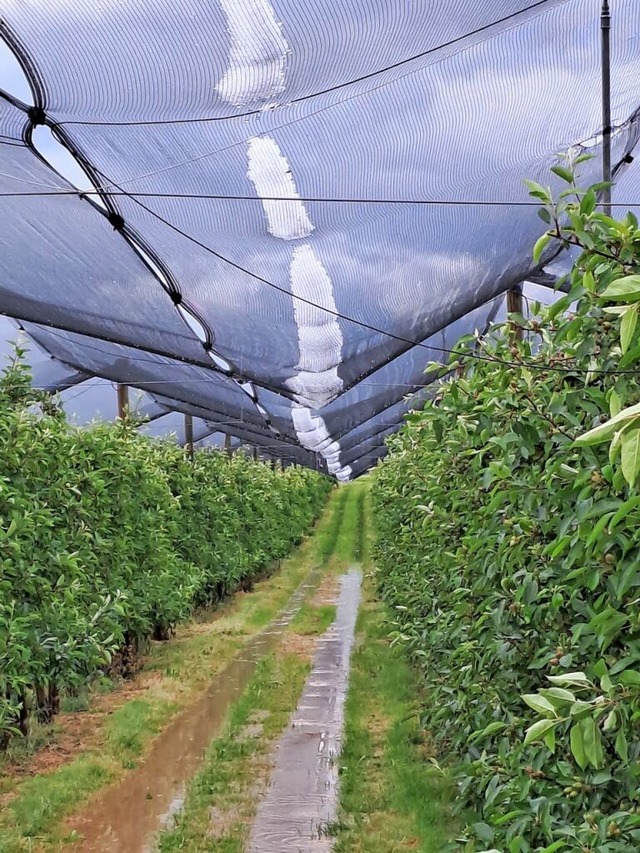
left=0, top=190, right=539, bottom=204
left=54, top=1, right=556, bottom=127
left=5, top=174, right=635, bottom=379
left=2, top=188, right=640, bottom=208
left=108, top=187, right=640, bottom=377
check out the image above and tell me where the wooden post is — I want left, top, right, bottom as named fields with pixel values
left=224, top=433, right=233, bottom=458
left=184, top=414, right=194, bottom=462
left=252, top=446, right=258, bottom=461
left=507, top=286, right=524, bottom=342
left=116, top=384, right=129, bottom=420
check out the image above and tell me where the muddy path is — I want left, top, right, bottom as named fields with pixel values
left=66, top=567, right=326, bottom=853
left=247, top=568, right=362, bottom=852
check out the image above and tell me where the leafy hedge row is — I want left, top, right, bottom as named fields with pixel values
left=372, top=176, right=640, bottom=852
left=0, top=353, right=331, bottom=745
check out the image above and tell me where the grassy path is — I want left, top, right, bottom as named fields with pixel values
left=157, top=480, right=455, bottom=853
left=154, top=480, right=368, bottom=851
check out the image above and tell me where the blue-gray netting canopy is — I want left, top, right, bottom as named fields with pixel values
left=0, top=0, right=639, bottom=479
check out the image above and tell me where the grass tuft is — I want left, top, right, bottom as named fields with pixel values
left=106, top=698, right=178, bottom=766
left=289, top=602, right=337, bottom=636
left=3, top=757, right=114, bottom=844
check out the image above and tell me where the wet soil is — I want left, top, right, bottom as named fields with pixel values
left=248, top=569, right=362, bottom=852
left=65, top=567, right=325, bottom=853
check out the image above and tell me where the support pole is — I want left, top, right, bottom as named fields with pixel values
left=184, top=414, right=194, bottom=462
left=224, top=433, right=233, bottom=458
left=507, top=286, right=524, bottom=342
left=116, top=384, right=129, bottom=420
left=601, top=0, right=612, bottom=215
left=253, top=446, right=258, bottom=462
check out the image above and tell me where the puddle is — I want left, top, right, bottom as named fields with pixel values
left=67, top=567, right=325, bottom=853
left=247, top=568, right=362, bottom=852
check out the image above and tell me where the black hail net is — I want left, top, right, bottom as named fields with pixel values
left=1, top=1, right=640, bottom=478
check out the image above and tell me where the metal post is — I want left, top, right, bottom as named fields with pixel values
left=116, top=384, right=129, bottom=420
left=184, top=414, right=194, bottom=461
left=601, top=0, right=612, bottom=215
left=507, top=286, right=524, bottom=342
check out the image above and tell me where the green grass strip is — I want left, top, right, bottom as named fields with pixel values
left=315, top=485, right=348, bottom=564
left=157, top=652, right=310, bottom=852
left=288, top=602, right=337, bottom=636
left=332, top=480, right=368, bottom=566
left=334, top=590, right=457, bottom=853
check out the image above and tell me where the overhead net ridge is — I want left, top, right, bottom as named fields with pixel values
left=1, top=0, right=640, bottom=477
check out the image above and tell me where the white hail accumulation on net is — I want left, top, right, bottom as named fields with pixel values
left=216, top=0, right=288, bottom=107
left=216, top=0, right=352, bottom=479
left=245, top=136, right=352, bottom=481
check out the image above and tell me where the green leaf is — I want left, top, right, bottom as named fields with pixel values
left=569, top=700, right=593, bottom=717
left=601, top=275, right=640, bottom=302
left=580, top=188, right=597, bottom=216
left=603, top=305, right=632, bottom=315
left=609, top=428, right=623, bottom=464
left=621, top=304, right=639, bottom=354
left=592, top=770, right=613, bottom=785
left=573, top=152, right=595, bottom=166
left=532, top=232, right=552, bottom=264
left=524, top=179, right=552, bottom=203
left=468, top=720, right=508, bottom=743
left=618, top=669, right=640, bottom=687
left=524, top=718, right=558, bottom=745
left=582, top=716, right=603, bottom=769
left=609, top=389, right=623, bottom=417
left=570, top=722, right=587, bottom=769
left=547, top=672, right=591, bottom=687
left=473, top=822, right=495, bottom=844
left=619, top=340, right=640, bottom=368
left=543, top=726, right=556, bottom=753
left=575, top=402, right=640, bottom=446
left=540, top=687, right=576, bottom=704
left=551, top=164, right=574, bottom=184
left=522, top=693, right=557, bottom=717
left=615, top=728, right=629, bottom=761
left=585, top=512, right=614, bottom=547
left=621, top=427, right=640, bottom=488
left=609, top=495, right=640, bottom=530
